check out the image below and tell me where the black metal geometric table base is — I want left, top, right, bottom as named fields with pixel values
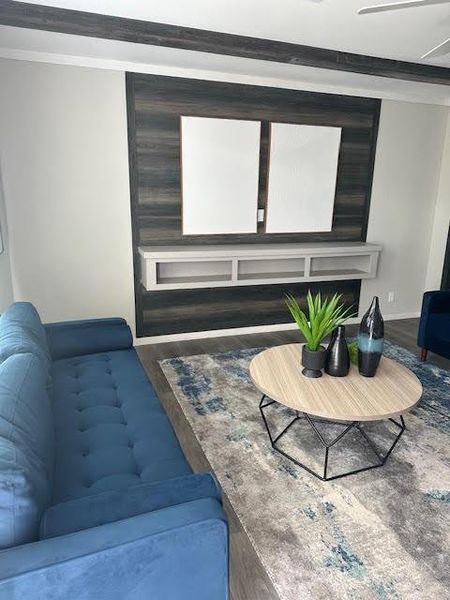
left=259, top=395, right=406, bottom=481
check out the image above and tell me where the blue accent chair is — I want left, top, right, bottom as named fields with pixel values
left=0, top=302, right=228, bottom=600
left=417, top=290, right=450, bottom=361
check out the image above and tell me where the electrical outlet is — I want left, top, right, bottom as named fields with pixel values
left=257, top=208, right=265, bottom=223
left=388, top=291, right=395, bottom=303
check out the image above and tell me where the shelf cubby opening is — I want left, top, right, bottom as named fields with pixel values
left=310, top=255, right=371, bottom=278
left=237, top=257, right=305, bottom=281
left=156, top=260, right=233, bottom=286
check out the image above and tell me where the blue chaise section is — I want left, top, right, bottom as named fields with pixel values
left=417, top=290, right=450, bottom=360
left=0, top=302, right=228, bottom=600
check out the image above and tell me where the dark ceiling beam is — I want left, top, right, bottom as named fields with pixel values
left=1, top=0, right=449, bottom=85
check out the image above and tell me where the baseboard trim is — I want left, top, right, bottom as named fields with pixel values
left=133, top=311, right=420, bottom=345
left=383, top=311, right=421, bottom=321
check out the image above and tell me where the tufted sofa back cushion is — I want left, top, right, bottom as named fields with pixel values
left=0, top=303, right=50, bottom=373
left=0, top=353, right=54, bottom=548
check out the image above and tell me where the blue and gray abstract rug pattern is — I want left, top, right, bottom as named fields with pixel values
left=159, top=341, right=450, bottom=600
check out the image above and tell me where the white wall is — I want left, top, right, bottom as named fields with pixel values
left=424, top=110, right=450, bottom=291
left=0, top=59, right=135, bottom=329
left=360, top=100, right=448, bottom=318
left=0, top=163, right=13, bottom=312
left=0, top=58, right=448, bottom=338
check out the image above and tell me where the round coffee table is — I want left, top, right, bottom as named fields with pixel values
left=249, top=343, right=423, bottom=481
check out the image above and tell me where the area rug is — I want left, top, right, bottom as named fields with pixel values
left=159, top=342, right=450, bottom=600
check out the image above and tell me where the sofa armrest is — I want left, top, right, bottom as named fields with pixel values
left=40, top=472, right=222, bottom=539
left=44, top=318, right=133, bottom=360
left=0, top=498, right=228, bottom=600
left=418, top=291, right=450, bottom=347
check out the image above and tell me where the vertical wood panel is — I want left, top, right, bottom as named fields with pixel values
left=125, top=72, right=144, bottom=336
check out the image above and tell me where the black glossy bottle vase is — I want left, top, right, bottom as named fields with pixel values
left=358, top=296, right=384, bottom=377
left=325, top=325, right=350, bottom=377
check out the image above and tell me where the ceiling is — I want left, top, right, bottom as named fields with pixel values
left=14, top=0, right=450, bottom=67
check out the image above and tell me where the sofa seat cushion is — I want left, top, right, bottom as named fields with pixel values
left=0, top=354, right=53, bottom=548
left=51, top=348, right=192, bottom=503
left=40, top=473, right=221, bottom=539
left=0, top=303, right=50, bottom=372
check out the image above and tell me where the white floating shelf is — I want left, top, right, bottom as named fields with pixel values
left=138, top=242, right=382, bottom=291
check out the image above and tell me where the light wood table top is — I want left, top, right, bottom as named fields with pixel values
left=249, top=343, right=423, bottom=422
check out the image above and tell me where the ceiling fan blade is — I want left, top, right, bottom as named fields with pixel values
left=421, top=38, right=450, bottom=58
left=358, top=0, right=449, bottom=14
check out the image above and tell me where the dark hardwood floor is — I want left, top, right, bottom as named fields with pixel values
left=136, top=318, right=449, bottom=600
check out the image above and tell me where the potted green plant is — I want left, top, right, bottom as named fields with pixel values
left=286, top=291, right=355, bottom=378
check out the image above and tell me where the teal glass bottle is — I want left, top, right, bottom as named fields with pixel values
left=358, top=296, right=384, bottom=377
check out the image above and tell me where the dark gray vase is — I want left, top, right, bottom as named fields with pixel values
left=325, top=325, right=350, bottom=377
left=302, top=345, right=326, bottom=378
left=358, top=296, right=384, bottom=377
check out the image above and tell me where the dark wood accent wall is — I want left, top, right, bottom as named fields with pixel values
left=143, top=280, right=361, bottom=337
left=2, top=1, right=449, bottom=85
left=127, top=73, right=380, bottom=337
left=129, top=74, right=380, bottom=246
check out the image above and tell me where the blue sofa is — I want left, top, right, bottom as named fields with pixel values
left=418, top=290, right=450, bottom=361
left=0, top=302, right=228, bottom=599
